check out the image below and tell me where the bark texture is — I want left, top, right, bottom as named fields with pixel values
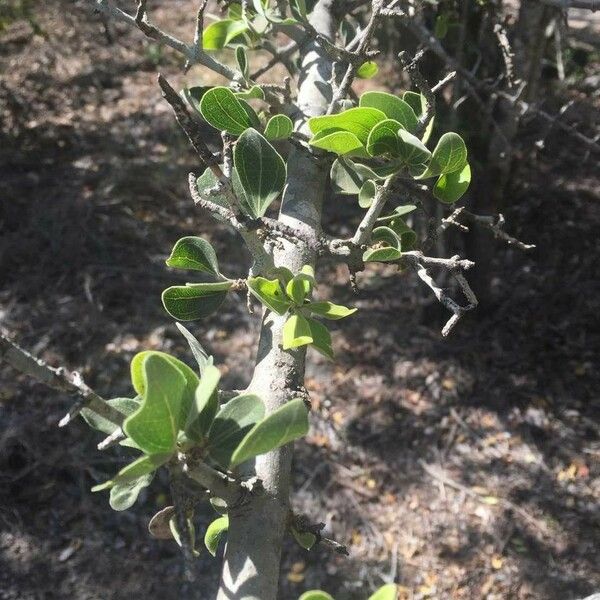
left=215, top=3, right=336, bottom=599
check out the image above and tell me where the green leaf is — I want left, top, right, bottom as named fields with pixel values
left=264, top=114, right=294, bottom=140
left=234, top=128, right=286, bottom=217
left=235, top=45, right=249, bottom=79
left=306, top=317, right=334, bottom=360
left=433, top=162, right=471, bottom=203
left=291, top=526, right=317, bottom=550
left=366, top=119, right=403, bottom=157
left=299, top=591, right=335, bottom=600
left=207, top=394, right=265, bottom=467
left=403, top=90, right=434, bottom=143
left=376, top=204, right=417, bottom=222
left=247, top=277, right=292, bottom=315
left=175, top=323, right=214, bottom=376
left=185, top=364, right=221, bottom=442
left=162, top=281, right=233, bottom=321
left=435, top=13, right=449, bottom=38
left=283, top=313, right=313, bottom=350
left=330, top=157, right=381, bottom=195
left=92, top=453, right=170, bottom=492
left=205, top=515, right=229, bottom=557
left=397, top=129, right=431, bottom=169
left=234, top=85, right=265, bottom=100
left=230, top=398, right=309, bottom=467
left=418, top=132, right=467, bottom=179
left=359, top=179, right=377, bottom=208
left=360, top=91, right=419, bottom=133
left=285, top=275, right=310, bottom=305
left=368, top=584, right=399, bottom=600
left=199, top=87, right=254, bottom=135
left=309, top=130, right=365, bottom=156
left=109, top=473, right=154, bottom=511
left=166, top=236, right=220, bottom=275
left=291, top=0, right=307, bottom=19
left=356, top=61, right=378, bottom=79
left=124, top=354, right=187, bottom=455
left=307, top=302, right=357, bottom=320
left=308, top=107, right=386, bottom=144
left=81, top=397, right=139, bottom=436
left=202, top=19, right=248, bottom=50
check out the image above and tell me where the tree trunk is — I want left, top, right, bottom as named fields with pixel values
left=216, top=2, right=336, bottom=599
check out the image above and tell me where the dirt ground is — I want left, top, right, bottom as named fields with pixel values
left=1, top=1, right=599, bottom=599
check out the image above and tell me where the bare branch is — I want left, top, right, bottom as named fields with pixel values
left=351, top=176, right=396, bottom=246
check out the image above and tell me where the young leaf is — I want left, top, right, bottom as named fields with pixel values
left=368, top=584, right=399, bottom=600
left=433, top=162, right=471, bottom=203
left=291, top=526, right=317, bottom=550
left=309, top=130, right=365, bottom=156
left=185, top=364, right=221, bottom=442
left=247, top=277, right=292, bottom=315
left=175, top=323, right=214, bottom=376
left=286, top=276, right=309, bottom=305
left=123, top=354, right=187, bottom=455
left=162, top=281, right=233, bottom=321
left=234, top=128, right=286, bottom=217
left=207, top=393, right=265, bottom=467
left=230, top=398, right=309, bottom=467
left=109, top=473, right=154, bottom=512
left=366, top=119, right=403, bottom=157
left=283, top=313, right=313, bottom=350
left=202, top=19, right=248, bottom=50
left=308, top=107, right=386, bottom=143
left=264, top=114, right=294, bottom=141
left=359, top=179, right=377, bottom=208
left=199, top=87, right=254, bottom=135
left=330, top=157, right=381, bottom=195
left=204, top=515, right=229, bottom=557
left=92, top=453, right=171, bottom=492
left=360, top=91, right=419, bottom=133
left=235, top=45, right=249, bottom=79
left=307, top=302, right=357, bottom=320
left=397, top=129, right=431, bottom=169
left=417, top=132, right=468, bottom=179
left=306, top=317, right=334, bottom=360
left=356, top=61, right=378, bottom=79
left=299, top=592, right=335, bottom=600
left=166, top=236, right=220, bottom=275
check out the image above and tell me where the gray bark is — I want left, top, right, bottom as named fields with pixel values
left=215, top=3, right=336, bottom=599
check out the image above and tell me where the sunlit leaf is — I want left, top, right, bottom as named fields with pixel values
left=366, top=119, right=403, bottom=157
left=247, top=277, right=292, bottom=315
left=185, top=364, right=221, bottom=442
left=199, top=87, right=254, bottom=135
left=306, top=302, right=356, bottom=320
left=356, top=61, right=378, bottom=79
left=203, top=19, right=248, bottom=50
left=166, top=236, right=220, bottom=275
left=162, top=281, right=233, bottom=321
left=418, top=132, right=467, bottom=179
left=283, top=313, right=313, bottom=349
left=308, top=107, right=386, bottom=143
left=360, top=91, right=418, bottom=133
left=205, top=515, right=229, bottom=557
left=175, top=323, right=214, bottom=376
left=264, top=114, right=294, bottom=140
left=433, top=162, right=471, bottom=203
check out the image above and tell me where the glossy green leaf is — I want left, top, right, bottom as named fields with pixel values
left=306, top=317, right=334, bottom=360
left=199, top=87, right=254, bottom=135
left=299, top=591, right=335, bottom=600
left=368, top=583, right=399, bottom=600
left=308, top=107, right=386, bottom=144
left=205, top=515, right=229, bottom=557
left=185, top=364, right=221, bottom=442
left=433, top=162, right=471, bottom=203
left=175, top=323, right=214, bottom=376
left=283, top=313, right=313, bottom=349
left=235, top=45, right=249, bottom=79
left=247, top=277, right=292, bottom=315
left=397, top=129, right=431, bottom=169
left=360, top=91, right=419, bottom=133
left=291, top=526, right=317, bottom=550
left=309, top=130, right=365, bottom=156
left=356, top=61, right=378, bottom=79
left=306, top=302, right=356, bottom=320
left=162, top=281, right=233, bottom=321
left=366, top=119, right=402, bottom=157
left=109, top=473, right=154, bottom=511
left=330, top=157, right=381, bottom=195
left=124, top=354, right=187, bottom=455
left=359, top=179, right=377, bottom=208
left=286, top=276, right=308, bottom=305
left=166, top=236, right=220, bottom=275
left=230, top=398, right=309, bottom=467
left=207, top=393, right=265, bottom=467
left=264, top=114, right=294, bottom=140
left=202, top=19, right=248, bottom=50
left=92, top=453, right=170, bottom=492
left=234, top=128, right=286, bottom=217
left=418, top=132, right=467, bottom=179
